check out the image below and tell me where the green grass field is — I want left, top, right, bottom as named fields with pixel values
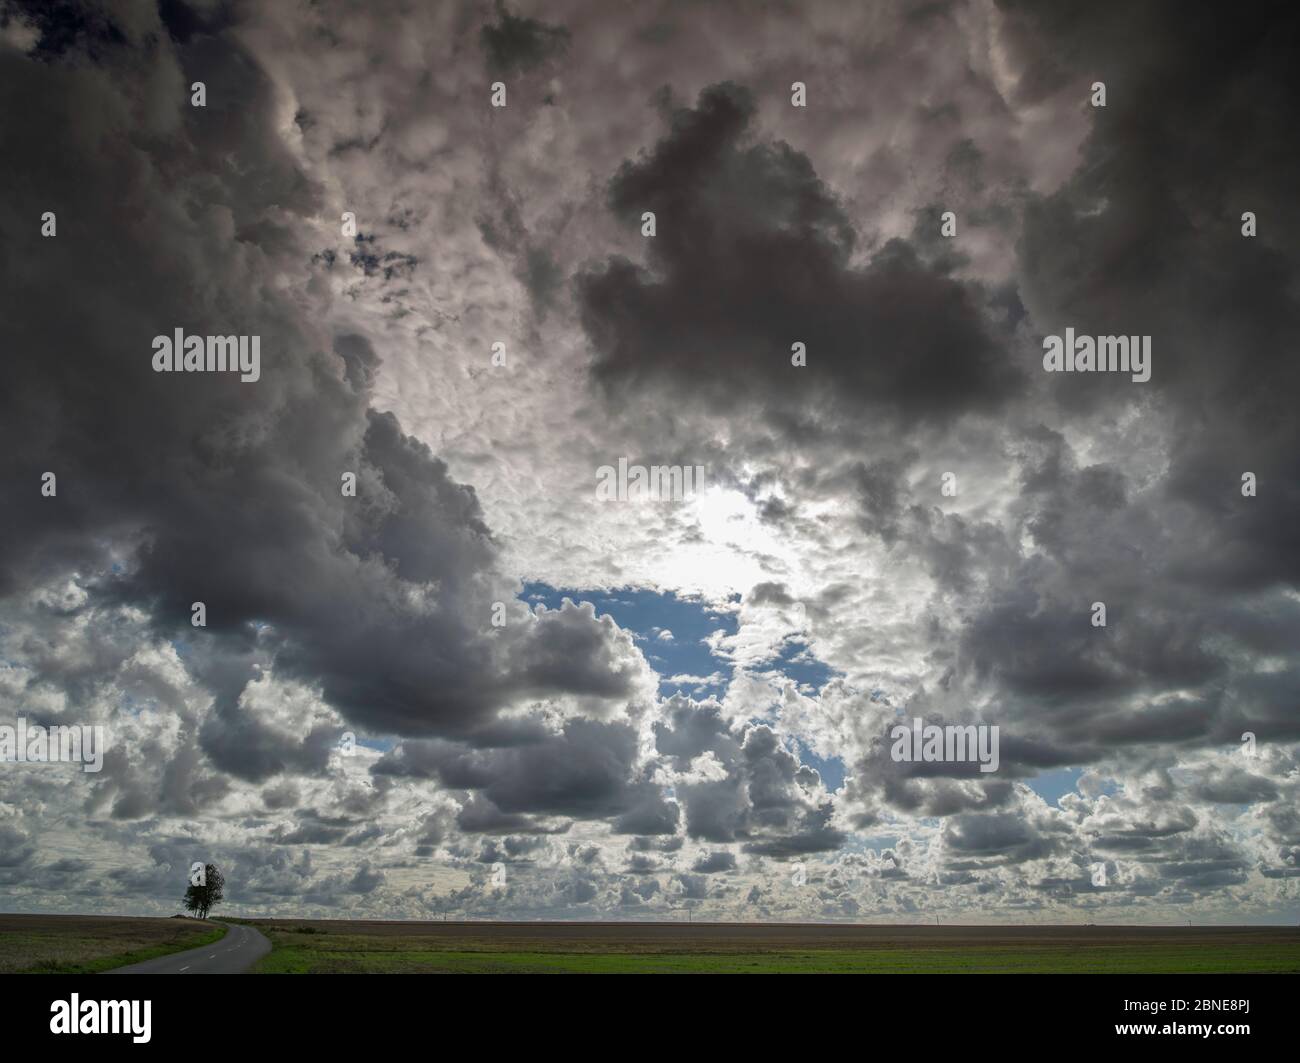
left=5, top=915, right=1297, bottom=973
left=246, top=920, right=1300, bottom=974
left=0, top=914, right=227, bottom=974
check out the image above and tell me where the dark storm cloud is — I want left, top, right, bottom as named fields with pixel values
left=942, top=812, right=1065, bottom=868
left=198, top=695, right=340, bottom=784
left=627, top=835, right=682, bottom=854
left=1006, top=0, right=1300, bottom=589
left=0, top=825, right=36, bottom=872
left=271, top=821, right=350, bottom=846
left=101, top=730, right=232, bottom=820
left=6, top=0, right=125, bottom=60
left=157, top=0, right=238, bottom=44
left=654, top=697, right=845, bottom=855
left=747, top=582, right=797, bottom=608
left=841, top=713, right=1019, bottom=820
left=692, top=850, right=737, bottom=874
left=578, top=82, right=1022, bottom=427
left=0, top=11, right=643, bottom=784
left=479, top=835, right=546, bottom=863
left=674, top=872, right=709, bottom=900
left=479, top=5, right=569, bottom=77
left=375, top=719, right=678, bottom=833
left=907, top=0, right=1300, bottom=788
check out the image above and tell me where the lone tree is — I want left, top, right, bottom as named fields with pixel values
left=182, top=863, right=225, bottom=919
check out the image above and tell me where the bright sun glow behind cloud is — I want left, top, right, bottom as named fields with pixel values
left=659, top=485, right=788, bottom=597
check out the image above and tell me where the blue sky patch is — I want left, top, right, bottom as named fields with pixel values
left=797, top=743, right=846, bottom=791
left=763, top=638, right=838, bottom=695
left=523, top=582, right=739, bottom=697
left=1026, top=767, right=1083, bottom=806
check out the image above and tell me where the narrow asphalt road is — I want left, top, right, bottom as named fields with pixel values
left=107, top=921, right=271, bottom=974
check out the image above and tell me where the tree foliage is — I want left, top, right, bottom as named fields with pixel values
left=182, top=863, right=225, bottom=919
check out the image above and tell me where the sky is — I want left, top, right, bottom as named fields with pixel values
left=1, top=0, right=1299, bottom=924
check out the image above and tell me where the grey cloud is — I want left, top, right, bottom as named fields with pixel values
left=579, top=82, right=1023, bottom=429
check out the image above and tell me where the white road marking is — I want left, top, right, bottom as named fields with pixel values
left=179, top=966, right=190, bottom=971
